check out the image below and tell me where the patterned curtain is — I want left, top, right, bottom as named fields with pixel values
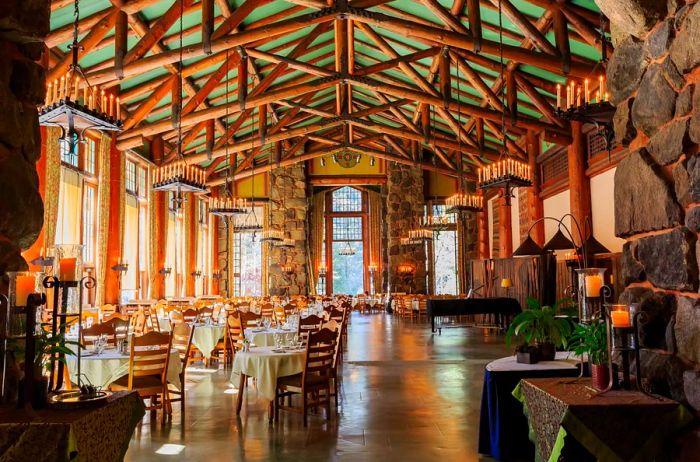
left=94, top=133, right=111, bottom=306
left=308, top=191, right=325, bottom=294
left=147, top=186, right=159, bottom=299
left=262, top=203, right=269, bottom=296
left=368, top=190, right=382, bottom=290
left=43, top=127, right=61, bottom=247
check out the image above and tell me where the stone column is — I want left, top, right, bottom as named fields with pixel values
left=598, top=0, right=700, bottom=414
left=268, top=164, right=308, bottom=296
left=386, top=162, right=427, bottom=294
left=0, top=2, right=49, bottom=277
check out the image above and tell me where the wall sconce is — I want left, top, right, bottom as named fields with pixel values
left=191, top=269, right=203, bottom=279
left=159, top=267, right=172, bottom=276
left=320, top=157, right=326, bottom=167
left=281, top=264, right=294, bottom=275
left=397, top=264, right=415, bottom=276
left=368, top=264, right=378, bottom=274
left=318, top=263, right=327, bottom=278
left=111, top=259, right=129, bottom=272
left=370, top=157, right=375, bottom=167
left=212, top=270, right=223, bottom=280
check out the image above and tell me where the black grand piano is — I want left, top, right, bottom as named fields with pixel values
left=427, top=297, right=522, bottom=333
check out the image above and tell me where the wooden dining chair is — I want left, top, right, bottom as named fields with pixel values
left=81, top=322, right=117, bottom=348
left=182, top=308, right=198, bottom=323
left=110, top=331, right=173, bottom=424
left=239, top=311, right=261, bottom=329
left=145, top=308, right=161, bottom=333
left=197, top=307, right=214, bottom=321
left=132, top=310, right=147, bottom=336
left=274, top=328, right=337, bottom=426
left=104, top=316, right=130, bottom=342
left=260, top=303, right=274, bottom=320
left=225, top=312, right=245, bottom=355
left=298, top=314, right=323, bottom=344
left=100, top=303, right=117, bottom=318
left=169, top=323, right=195, bottom=412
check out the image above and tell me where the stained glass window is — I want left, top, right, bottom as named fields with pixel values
left=331, top=186, right=362, bottom=212
left=332, top=217, right=363, bottom=241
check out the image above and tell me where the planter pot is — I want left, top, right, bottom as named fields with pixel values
left=18, top=376, right=49, bottom=409
left=591, top=364, right=610, bottom=391
left=538, top=342, right=556, bottom=361
left=516, top=350, right=540, bottom=364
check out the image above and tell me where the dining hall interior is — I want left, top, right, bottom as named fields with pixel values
left=2, top=0, right=700, bottom=460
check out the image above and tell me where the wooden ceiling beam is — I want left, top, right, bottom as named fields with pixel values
left=486, top=0, right=559, bottom=56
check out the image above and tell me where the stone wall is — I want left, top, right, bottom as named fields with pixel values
left=386, top=162, right=427, bottom=293
left=268, top=164, right=308, bottom=296
left=599, top=0, right=700, bottom=416
left=0, top=1, right=48, bottom=277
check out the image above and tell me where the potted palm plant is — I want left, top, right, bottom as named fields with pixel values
left=568, top=320, right=609, bottom=391
left=506, top=297, right=575, bottom=363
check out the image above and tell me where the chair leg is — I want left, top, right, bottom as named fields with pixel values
left=325, top=386, right=331, bottom=420
left=303, top=391, right=308, bottom=427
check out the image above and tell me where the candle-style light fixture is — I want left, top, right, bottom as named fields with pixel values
left=151, top=0, right=207, bottom=208
left=554, top=9, right=615, bottom=154
left=209, top=50, right=248, bottom=218
left=477, top=0, right=532, bottom=202
left=39, top=0, right=122, bottom=159
left=276, top=238, right=296, bottom=248
left=338, top=241, right=356, bottom=256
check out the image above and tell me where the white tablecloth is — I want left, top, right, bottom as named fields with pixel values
left=191, top=324, right=226, bottom=359
left=66, top=349, right=182, bottom=389
left=485, top=351, right=580, bottom=372
left=230, top=346, right=305, bottom=400
left=244, top=328, right=298, bottom=347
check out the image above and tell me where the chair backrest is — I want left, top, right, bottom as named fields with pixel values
left=169, top=310, right=184, bottom=325
left=103, top=312, right=129, bottom=323
left=197, top=307, right=214, bottom=321
left=329, top=308, right=344, bottom=324
left=298, top=314, right=323, bottom=343
left=303, top=328, right=337, bottom=384
left=81, top=321, right=117, bottom=347
left=239, top=311, right=261, bottom=328
left=101, top=304, right=117, bottom=317
left=127, top=331, right=172, bottom=389
left=172, top=323, right=194, bottom=368
left=104, top=317, right=130, bottom=341
left=132, top=310, right=147, bottom=336
left=182, top=308, right=198, bottom=323
left=145, top=308, right=160, bottom=333
left=226, top=312, right=245, bottom=352
left=260, top=303, right=274, bottom=319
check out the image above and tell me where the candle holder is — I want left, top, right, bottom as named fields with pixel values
left=111, top=262, right=129, bottom=273
left=159, top=267, right=172, bottom=277
left=601, top=303, right=651, bottom=395
left=574, top=267, right=607, bottom=323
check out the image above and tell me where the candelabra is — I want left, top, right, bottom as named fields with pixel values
left=159, top=267, right=172, bottom=276
left=318, top=265, right=327, bottom=295
left=260, top=229, right=284, bottom=243
left=191, top=270, right=203, bottom=279
left=152, top=160, right=207, bottom=193
left=275, top=238, right=296, bottom=248
left=478, top=158, right=532, bottom=206
left=446, top=192, right=484, bottom=215
left=209, top=196, right=248, bottom=217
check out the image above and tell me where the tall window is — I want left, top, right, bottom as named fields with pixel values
left=326, top=187, right=366, bottom=295
left=428, top=204, right=458, bottom=295
left=233, top=206, right=263, bottom=296
left=121, top=158, right=149, bottom=302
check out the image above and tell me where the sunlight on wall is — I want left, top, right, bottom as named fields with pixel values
left=543, top=190, right=571, bottom=242
left=590, top=167, right=625, bottom=253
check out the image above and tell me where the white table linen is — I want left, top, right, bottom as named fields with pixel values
left=244, top=328, right=298, bottom=347
left=230, top=346, right=306, bottom=400
left=191, top=324, right=226, bottom=359
left=66, top=349, right=181, bottom=389
left=485, top=351, right=580, bottom=372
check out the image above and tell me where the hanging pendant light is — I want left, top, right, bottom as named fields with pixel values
left=478, top=0, right=532, bottom=196
left=339, top=242, right=356, bottom=256
left=210, top=49, right=249, bottom=217
left=39, top=0, right=122, bottom=158
left=152, top=0, right=207, bottom=205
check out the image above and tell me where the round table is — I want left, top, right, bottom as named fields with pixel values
left=191, top=324, right=226, bottom=359
left=230, top=346, right=306, bottom=414
left=244, top=327, right=298, bottom=347
left=478, top=352, right=581, bottom=461
left=65, top=349, right=182, bottom=390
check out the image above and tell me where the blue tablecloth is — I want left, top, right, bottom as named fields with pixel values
left=478, top=354, right=581, bottom=460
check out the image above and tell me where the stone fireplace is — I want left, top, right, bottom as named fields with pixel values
left=600, top=0, right=700, bottom=427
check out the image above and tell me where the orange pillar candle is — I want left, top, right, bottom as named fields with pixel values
left=59, top=257, right=77, bottom=281
left=584, top=274, right=603, bottom=298
left=15, top=275, right=35, bottom=306
left=611, top=308, right=631, bottom=328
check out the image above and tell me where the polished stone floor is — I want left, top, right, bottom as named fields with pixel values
left=125, top=313, right=506, bottom=461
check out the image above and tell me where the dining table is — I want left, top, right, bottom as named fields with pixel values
left=65, top=348, right=182, bottom=390
left=191, top=323, right=226, bottom=360
left=230, top=346, right=306, bottom=418
left=244, top=327, right=298, bottom=347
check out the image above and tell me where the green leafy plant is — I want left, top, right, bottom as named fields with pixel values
left=505, top=297, right=576, bottom=349
left=8, top=325, right=80, bottom=374
left=567, top=320, right=608, bottom=365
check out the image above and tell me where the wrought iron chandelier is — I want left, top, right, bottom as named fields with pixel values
left=477, top=0, right=531, bottom=200
left=338, top=241, right=356, bottom=256
left=152, top=0, right=206, bottom=208
left=39, top=0, right=122, bottom=157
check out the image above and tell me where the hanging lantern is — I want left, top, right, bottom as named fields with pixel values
left=446, top=192, right=484, bottom=214
left=338, top=242, right=356, bottom=256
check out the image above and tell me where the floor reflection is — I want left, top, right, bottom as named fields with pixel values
left=125, top=313, right=505, bottom=461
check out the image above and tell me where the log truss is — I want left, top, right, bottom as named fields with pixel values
left=47, top=0, right=608, bottom=181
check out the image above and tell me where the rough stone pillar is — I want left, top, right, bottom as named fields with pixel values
left=269, top=164, right=308, bottom=296
left=598, top=0, right=700, bottom=417
left=0, top=2, right=49, bottom=277
left=386, top=162, right=427, bottom=294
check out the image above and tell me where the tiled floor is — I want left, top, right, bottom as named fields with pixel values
left=125, top=313, right=506, bottom=461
